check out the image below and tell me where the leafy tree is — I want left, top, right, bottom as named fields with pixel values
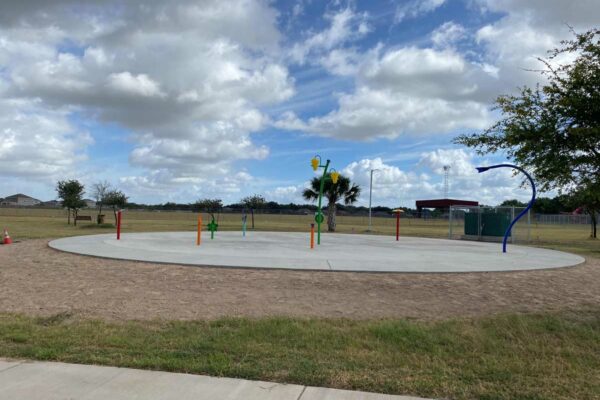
left=499, top=199, right=527, bottom=207
left=533, top=196, right=571, bottom=214
left=91, top=180, right=111, bottom=223
left=241, top=195, right=266, bottom=229
left=103, top=190, right=128, bottom=223
left=302, top=174, right=361, bottom=232
left=565, top=186, right=600, bottom=238
left=454, top=28, right=600, bottom=237
left=192, top=198, right=223, bottom=220
left=56, top=180, right=86, bottom=225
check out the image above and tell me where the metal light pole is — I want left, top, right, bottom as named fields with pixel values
left=368, top=169, right=379, bottom=232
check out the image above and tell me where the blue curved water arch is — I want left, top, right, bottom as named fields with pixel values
left=476, top=164, right=537, bottom=253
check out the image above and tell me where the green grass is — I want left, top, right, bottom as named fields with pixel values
left=1, top=207, right=599, bottom=398
left=0, top=311, right=599, bottom=399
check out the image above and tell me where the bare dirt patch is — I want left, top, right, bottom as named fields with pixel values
left=0, top=239, right=599, bottom=321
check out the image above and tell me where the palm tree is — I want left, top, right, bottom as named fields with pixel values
left=303, top=174, right=361, bottom=232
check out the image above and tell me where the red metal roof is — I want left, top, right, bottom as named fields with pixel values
left=415, top=199, right=479, bottom=208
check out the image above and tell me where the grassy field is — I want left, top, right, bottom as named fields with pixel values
left=1, top=206, right=599, bottom=399
left=0, top=310, right=598, bottom=400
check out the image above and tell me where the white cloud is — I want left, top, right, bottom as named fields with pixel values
left=339, top=154, right=535, bottom=208
left=0, top=0, right=293, bottom=193
left=431, top=22, right=466, bottom=48
left=106, top=72, right=165, bottom=98
left=289, top=7, right=370, bottom=74
left=302, top=88, right=490, bottom=140
left=418, top=149, right=478, bottom=177
left=266, top=185, right=305, bottom=203
left=473, top=0, right=598, bottom=89
left=277, top=0, right=597, bottom=142
left=395, top=0, right=447, bottom=23
left=283, top=46, right=493, bottom=140
left=0, top=99, right=92, bottom=180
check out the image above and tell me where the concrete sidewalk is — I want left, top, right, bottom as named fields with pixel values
left=0, top=359, right=432, bottom=400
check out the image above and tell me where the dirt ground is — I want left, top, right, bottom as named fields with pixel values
left=0, top=239, right=599, bottom=321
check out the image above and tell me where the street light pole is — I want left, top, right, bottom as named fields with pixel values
left=368, top=169, right=379, bottom=232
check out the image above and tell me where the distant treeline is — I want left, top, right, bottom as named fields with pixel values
left=123, top=196, right=578, bottom=216
left=124, top=201, right=411, bottom=216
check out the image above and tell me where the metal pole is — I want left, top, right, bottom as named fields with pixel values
left=368, top=169, right=378, bottom=232
left=527, top=209, right=531, bottom=243
left=449, top=206, right=453, bottom=239
left=368, top=170, right=373, bottom=231
left=116, top=210, right=122, bottom=240
left=511, top=206, right=515, bottom=243
left=197, top=215, right=202, bottom=245
left=316, top=160, right=330, bottom=245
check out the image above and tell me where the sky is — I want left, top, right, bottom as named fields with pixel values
left=0, top=0, right=598, bottom=207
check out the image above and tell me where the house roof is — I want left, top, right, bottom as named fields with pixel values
left=3, top=193, right=41, bottom=202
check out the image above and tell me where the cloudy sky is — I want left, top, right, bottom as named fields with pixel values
left=0, top=0, right=597, bottom=206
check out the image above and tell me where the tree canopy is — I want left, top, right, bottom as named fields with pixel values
left=56, top=180, right=86, bottom=224
left=91, top=180, right=111, bottom=220
left=303, top=173, right=361, bottom=232
left=192, top=198, right=223, bottom=220
left=241, top=195, right=266, bottom=229
left=103, top=189, right=128, bottom=222
left=455, top=28, right=600, bottom=237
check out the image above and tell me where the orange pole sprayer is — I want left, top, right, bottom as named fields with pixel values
left=197, top=215, right=202, bottom=246
left=310, top=223, right=315, bottom=249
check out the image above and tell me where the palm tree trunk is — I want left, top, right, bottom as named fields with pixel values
left=327, top=202, right=337, bottom=232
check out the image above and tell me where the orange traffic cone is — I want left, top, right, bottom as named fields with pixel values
left=3, top=228, right=12, bottom=245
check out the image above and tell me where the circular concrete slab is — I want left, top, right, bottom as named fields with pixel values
left=48, top=232, right=584, bottom=273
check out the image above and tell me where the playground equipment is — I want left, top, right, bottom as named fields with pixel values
left=196, top=215, right=202, bottom=245
left=310, top=155, right=339, bottom=245
left=242, top=212, right=247, bottom=238
left=476, top=164, right=536, bottom=253
left=49, top=231, right=584, bottom=273
left=392, top=209, right=404, bottom=241
left=3, top=228, right=12, bottom=245
left=207, top=217, right=218, bottom=239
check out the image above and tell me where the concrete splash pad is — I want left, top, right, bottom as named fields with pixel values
left=48, top=232, right=584, bottom=273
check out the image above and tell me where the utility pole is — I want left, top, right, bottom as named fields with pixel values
left=368, top=169, right=379, bottom=232
left=443, top=165, right=451, bottom=199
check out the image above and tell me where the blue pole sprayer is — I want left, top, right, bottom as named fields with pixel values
left=242, top=213, right=247, bottom=238
left=475, top=164, right=536, bottom=253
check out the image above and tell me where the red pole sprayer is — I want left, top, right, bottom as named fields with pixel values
left=117, top=210, right=122, bottom=240
left=392, top=209, right=403, bottom=241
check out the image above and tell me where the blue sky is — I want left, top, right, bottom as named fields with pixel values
left=0, top=0, right=597, bottom=206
